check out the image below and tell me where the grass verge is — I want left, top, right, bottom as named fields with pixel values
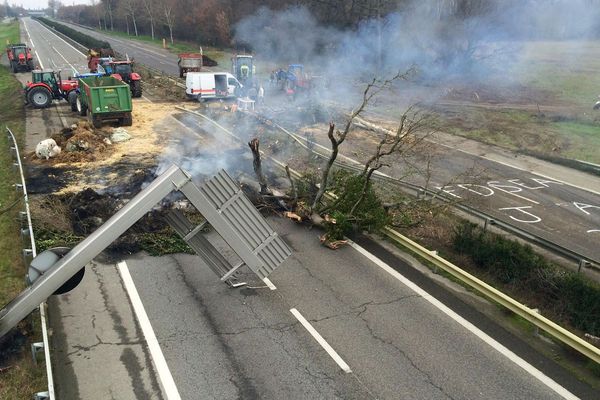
left=0, top=18, right=46, bottom=400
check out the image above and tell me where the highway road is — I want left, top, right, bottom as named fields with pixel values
left=16, top=17, right=600, bottom=399
left=58, top=17, right=600, bottom=267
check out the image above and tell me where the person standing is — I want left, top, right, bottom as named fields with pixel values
left=257, top=85, right=264, bottom=106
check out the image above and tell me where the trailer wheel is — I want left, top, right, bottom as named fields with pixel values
left=68, top=91, right=78, bottom=112
left=27, top=87, right=52, bottom=108
left=121, top=112, right=133, bottom=126
left=131, top=80, right=142, bottom=98
left=76, top=96, right=87, bottom=116
left=91, top=115, right=103, bottom=129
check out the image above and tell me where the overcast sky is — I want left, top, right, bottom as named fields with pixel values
left=16, top=0, right=92, bottom=10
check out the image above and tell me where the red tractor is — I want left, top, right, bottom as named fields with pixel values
left=95, top=58, right=142, bottom=98
left=6, top=44, right=34, bottom=73
left=107, top=60, right=142, bottom=98
left=24, top=70, right=79, bottom=109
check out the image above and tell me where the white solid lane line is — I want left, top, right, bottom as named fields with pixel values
left=117, top=261, right=182, bottom=400
left=262, top=277, right=277, bottom=290
left=35, top=51, right=44, bottom=69
left=348, top=240, right=578, bottom=400
left=290, top=308, right=352, bottom=374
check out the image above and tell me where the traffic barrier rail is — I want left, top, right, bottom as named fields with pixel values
left=382, top=226, right=600, bottom=365
left=6, top=127, right=55, bottom=400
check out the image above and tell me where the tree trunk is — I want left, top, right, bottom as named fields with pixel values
left=311, top=123, right=336, bottom=211
left=132, top=12, right=138, bottom=36
left=248, top=138, right=272, bottom=195
left=107, top=3, right=113, bottom=31
left=149, top=17, right=154, bottom=39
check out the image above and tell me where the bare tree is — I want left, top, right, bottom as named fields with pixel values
left=101, top=0, right=115, bottom=30
left=140, top=0, right=157, bottom=39
left=349, top=108, right=427, bottom=216
left=121, top=0, right=139, bottom=36
left=162, top=0, right=176, bottom=44
left=310, top=69, right=412, bottom=212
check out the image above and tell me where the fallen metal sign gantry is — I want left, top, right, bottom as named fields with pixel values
left=0, top=165, right=291, bottom=339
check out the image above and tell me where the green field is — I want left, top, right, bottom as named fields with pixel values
left=429, top=40, right=600, bottom=163
left=0, top=18, right=45, bottom=400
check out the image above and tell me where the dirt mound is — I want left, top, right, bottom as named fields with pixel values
left=28, top=121, right=114, bottom=164
left=202, top=55, right=218, bottom=67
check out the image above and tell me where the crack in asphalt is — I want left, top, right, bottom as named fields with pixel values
left=66, top=337, right=144, bottom=357
left=169, top=255, right=259, bottom=399
left=89, top=262, right=164, bottom=398
left=354, top=297, right=456, bottom=400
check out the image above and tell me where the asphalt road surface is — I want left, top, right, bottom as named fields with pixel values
left=17, top=17, right=600, bottom=399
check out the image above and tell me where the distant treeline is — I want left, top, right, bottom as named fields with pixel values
left=54, top=0, right=600, bottom=48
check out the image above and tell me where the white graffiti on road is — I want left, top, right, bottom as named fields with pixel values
left=435, top=177, right=599, bottom=234
left=498, top=206, right=542, bottom=223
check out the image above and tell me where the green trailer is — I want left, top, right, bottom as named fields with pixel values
left=75, top=76, right=133, bottom=128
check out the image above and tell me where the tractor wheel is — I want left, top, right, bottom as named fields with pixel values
left=179, top=68, right=184, bottom=78
left=27, top=60, right=34, bottom=71
left=91, top=115, right=103, bottom=129
left=27, top=87, right=52, bottom=108
left=120, top=112, right=133, bottom=127
left=11, top=61, right=17, bottom=73
left=131, top=80, right=142, bottom=98
left=76, top=96, right=87, bottom=116
left=68, top=91, right=78, bottom=112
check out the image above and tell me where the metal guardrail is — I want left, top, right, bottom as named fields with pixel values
left=176, top=108, right=600, bottom=365
left=6, top=127, right=55, bottom=400
left=382, top=227, right=600, bottom=365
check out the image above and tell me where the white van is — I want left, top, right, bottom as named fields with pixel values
left=185, top=72, right=242, bottom=101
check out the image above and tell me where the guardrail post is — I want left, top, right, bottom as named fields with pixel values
left=578, top=259, right=591, bottom=273
left=34, top=392, right=49, bottom=400
left=483, top=218, right=495, bottom=232
left=532, top=309, right=540, bottom=336
left=31, top=342, right=44, bottom=364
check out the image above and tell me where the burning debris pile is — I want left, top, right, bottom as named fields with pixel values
left=31, top=183, right=196, bottom=256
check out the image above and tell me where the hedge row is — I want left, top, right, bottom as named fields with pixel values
left=453, top=222, right=600, bottom=336
left=34, top=17, right=112, bottom=51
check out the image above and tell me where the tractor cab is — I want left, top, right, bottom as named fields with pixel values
left=287, top=64, right=304, bottom=80
left=111, top=61, right=133, bottom=79
left=31, top=70, right=60, bottom=92
left=12, top=45, right=26, bottom=58
left=106, top=60, right=142, bottom=98
left=232, top=55, right=255, bottom=84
